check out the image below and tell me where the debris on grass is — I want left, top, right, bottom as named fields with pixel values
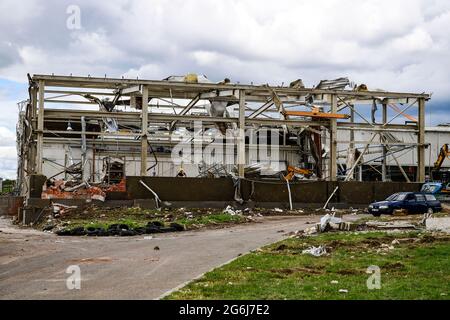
left=365, top=221, right=417, bottom=230
left=301, top=245, right=327, bottom=257
left=52, top=203, right=78, bottom=216
left=426, top=217, right=450, bottom=233
left=223, top=205, right=241, bottom=216
left=319, top=213, right=343, bottom=232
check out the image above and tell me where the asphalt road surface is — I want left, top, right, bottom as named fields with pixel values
left=0, top=214, right=358, bottom=300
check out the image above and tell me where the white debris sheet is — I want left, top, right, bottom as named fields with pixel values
left=223, top=205, right=242, bottom=216
left=319, top=213, right=343, bottom=232
left=301, top=246, right=327, bottom=257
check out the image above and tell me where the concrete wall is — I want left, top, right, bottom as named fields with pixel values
left=24, top=174, right=423, bottom=208
left=126, top=176, right=422, bottom=206
left=0, top=196, right=24, bottom=216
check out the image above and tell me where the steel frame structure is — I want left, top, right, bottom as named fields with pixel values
left=18, top=74, right=429, bottom=195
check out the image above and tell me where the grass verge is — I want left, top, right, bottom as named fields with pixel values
left=166, top=230, right=450, bottom=300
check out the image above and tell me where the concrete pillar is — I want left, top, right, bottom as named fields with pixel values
left=28, top=87, right=38, bottom=174
left=238, top=90, right=246, bottom=177
left=36, top=80, right=45, bottom=174
left=329, top=94, right=337, bottom=181
left=417, top=98, right=426, bottom=182
left=382, top=103, right=387, bottom=181
left=140, top=85, right=149, bottom=176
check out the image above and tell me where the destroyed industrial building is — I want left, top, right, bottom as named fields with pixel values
left=8, top=73, right=450, bottom=219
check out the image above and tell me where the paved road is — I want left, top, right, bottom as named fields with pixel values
left=0, top=215, right=358, bottom=300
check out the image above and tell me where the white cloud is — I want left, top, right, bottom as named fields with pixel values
left=0, top=127, right=16, bottom=147
left=0, top=146, right=17, bottom=179
left=0, top=0, right=448, bottom=98
left=1, top=0, right=450, bottom=178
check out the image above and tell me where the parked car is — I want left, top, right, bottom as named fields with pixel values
left=368, top=192, right=442, bottom=216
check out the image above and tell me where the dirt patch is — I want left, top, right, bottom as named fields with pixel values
left=360, top=239, right=384, bottom=247
left=326, top=240, right=348, bottom=249
left=274, top=244, right=288, bottom=251
left=420, top=234, right=437, bottom=243
left=336, top=268, right=363, bottom=275
left=270, top=267, right=324, bottom=275
left=325, top=238, right=392, bottom=251
left=382, top=262, right=406, bottom=270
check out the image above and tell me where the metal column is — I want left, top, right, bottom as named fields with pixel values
left=382, top=103, right=387, bottom=181
left=238, top=90, right=246, bottom=177
left=140, top=85, right=149, bottom=176
left=329, top=94, right=337, bottom=181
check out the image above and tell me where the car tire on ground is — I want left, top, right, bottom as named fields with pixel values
left=372, top=212, right=381, bottom=217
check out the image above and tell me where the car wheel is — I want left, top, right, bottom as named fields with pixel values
left=427, top=208, right=434, bottom=214
left=372, top=212, right=381, bottom=217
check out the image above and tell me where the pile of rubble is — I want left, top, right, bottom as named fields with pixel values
left=42, top=180, right=106, bottom=202
left=41, top=178, right=126, bottom=202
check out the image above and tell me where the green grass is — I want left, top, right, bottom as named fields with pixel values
left=166, top=231, right=450, bottom=300
left=176, top=214, right=245, bottom=228
left=64, top=212, right=245, bottom=231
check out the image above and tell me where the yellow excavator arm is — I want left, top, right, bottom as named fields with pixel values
left=433, top=144, right=450, bottom=171
left=283, top=165, right=313, bottom=181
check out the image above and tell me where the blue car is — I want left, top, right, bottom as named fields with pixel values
left=368, top=192, right=442, bottom=217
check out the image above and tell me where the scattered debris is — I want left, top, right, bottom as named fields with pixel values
left=154, top=246, right=160, bottom=251
left=223, top=205, right=242, bottom=216
left=339, top=289, right=348, bottom=293
left=319, top=213, right=343, bottom=232
left=139, top=180, right=162, bottom=208
left=105, top=178, right=126, bottom=192
left=301, top=246, right=327, bottom=257
left=330, top=280, right=339, bottom=284
left=52, top=203, right=78, bottom=216
left=42, top=180, right=106, bottom=202
left=365, top=221, right=416, bottom=230
left=426, top=217, right=450, bottom=233
left=273, top=208, right=283, bottom=213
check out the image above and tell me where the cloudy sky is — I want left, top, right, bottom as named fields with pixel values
left=1, top=0, right=450, bottom=179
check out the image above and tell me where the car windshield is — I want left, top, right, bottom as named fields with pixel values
left=421, top=184, right=439, bottom=193
left=386, top=193, right=407, bottom=201
left=425, top=194, right=437, bottom=201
